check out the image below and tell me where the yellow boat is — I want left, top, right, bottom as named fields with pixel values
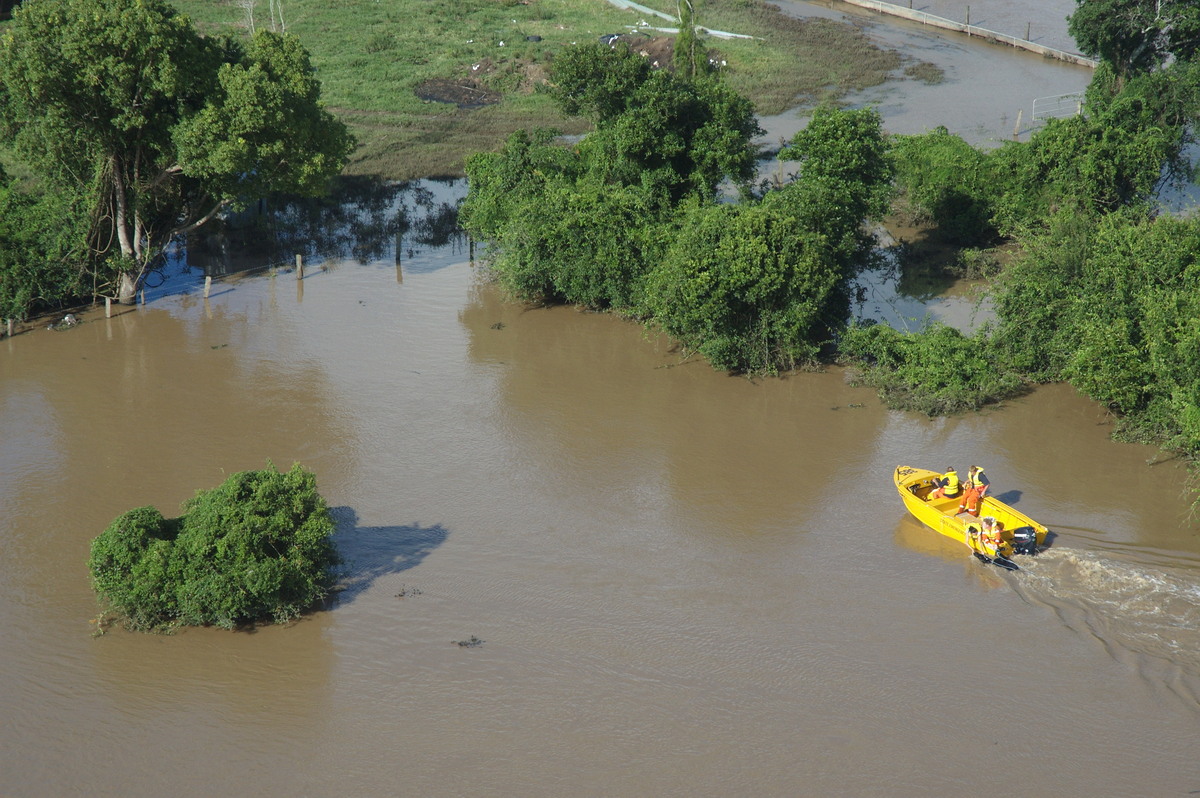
left=893, top=465, right=1049, bottom=570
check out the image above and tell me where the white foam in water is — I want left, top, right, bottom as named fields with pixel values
left=1015, top=549, right=1200, bottom=698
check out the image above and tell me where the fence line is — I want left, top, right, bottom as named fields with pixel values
left=1032, top=92, right=1086, bottom=121
left=832, top=0, right=1099, bottom=68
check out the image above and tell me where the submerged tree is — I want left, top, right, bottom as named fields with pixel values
left=0, top=0, right=352, bottom=303
left=465, top=50, right=897, bottom=373
left=89, top=462, right=340, bottom=631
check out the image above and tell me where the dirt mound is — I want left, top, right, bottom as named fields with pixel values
left=414, top=78, right=501, bottom=109
left=603, top=33, right=675, bottom=68
left=413, top=34, right=679, bottom=109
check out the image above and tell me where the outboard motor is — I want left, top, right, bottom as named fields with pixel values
left=1010, top=526, right=1039, bottom=556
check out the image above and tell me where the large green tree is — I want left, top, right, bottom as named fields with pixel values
left=0, top=0, right=352, bottom=303
left=769, top=106, right=893, bottom=268
left=464, top=71, right=893, bottom=373
left=1069, top=0, right=1200, bottom=77
left=463, top=44, right=762, bottom=314
left=647, top=201, right=840, bottom=372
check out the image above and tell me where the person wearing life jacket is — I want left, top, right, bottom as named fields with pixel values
left=958, top=465, right=989, bottom=517
left=929, top=466, right=961, bottom=500
left=966, top=523, right=982, bottom=553
left=980, top=516, right=1011, bottom=559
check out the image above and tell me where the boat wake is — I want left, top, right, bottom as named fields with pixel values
left=1013, top=548, right=1200, bottom=704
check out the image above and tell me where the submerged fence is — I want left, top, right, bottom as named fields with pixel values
left=831, top=0, right=1099, bottom=68
left=1032, top=92, right=1086, bottom=121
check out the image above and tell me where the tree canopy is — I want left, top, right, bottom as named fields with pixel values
left=547, top=43, right=761, bottom=206
left=0, top=0, right=352, bottom=305
left=463, top=42, right=893, bottom=373
left=89, top=462, right=340, bottom=631
left=1068, top=0, right=1200, bottom=77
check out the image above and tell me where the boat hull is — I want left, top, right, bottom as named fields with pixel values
left=894, top=465, right=1049, bottom=566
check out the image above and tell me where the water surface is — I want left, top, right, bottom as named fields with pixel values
left=2, top=10, right=1198, bottom=796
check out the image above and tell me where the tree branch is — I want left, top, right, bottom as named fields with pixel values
left=167, top=197, right=233, bottom=240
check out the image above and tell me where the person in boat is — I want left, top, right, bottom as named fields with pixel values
left=929, top=466, right=961, bottom=500
left=980, top=516, right=1009, bottom=558
left=957, top=465, right=990, bottom=517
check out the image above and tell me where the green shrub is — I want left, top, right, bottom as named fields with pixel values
left=647, top=201, right=841, bottom=373
left=839, top=321, right=1024, bottom=415
left=890, top=127, right=997, bottom=246
left=486, top=180, right=665, bottom=311
left=0, top=180, right=90, bottom=319
left=993, top=210, right=1200, bottom=456
left=87, top=507, right=182, bottom=630
left=89, top=463, right=339, bottom=631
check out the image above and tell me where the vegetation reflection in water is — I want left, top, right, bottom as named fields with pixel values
left=184, top=177, right=469, bottom=283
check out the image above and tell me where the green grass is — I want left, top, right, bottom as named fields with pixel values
left=8, top=0, right=912, bottom=179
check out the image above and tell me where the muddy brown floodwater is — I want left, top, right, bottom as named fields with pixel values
left=3, top=11, right=1200, bottom=798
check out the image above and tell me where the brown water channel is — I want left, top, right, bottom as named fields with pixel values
left=4, top=17, right=1200, bottom=798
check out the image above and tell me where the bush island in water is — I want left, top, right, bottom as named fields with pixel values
left=88, top=463, right=340, bottom=631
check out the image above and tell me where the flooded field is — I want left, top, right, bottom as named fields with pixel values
left=3, top=7, right=1199, bottom=798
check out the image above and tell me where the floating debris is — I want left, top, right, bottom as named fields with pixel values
left=394, top=584, right=423, bottom=599
left=453, top=635, right=484, bottom=648
left=47, top=313, right=80, bottom=331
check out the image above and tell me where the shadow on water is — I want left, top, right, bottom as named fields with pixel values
left=992, top=489, right=1023, bottom=505
left=327, top=506, right=449, bottom=607
left=848, top=225, right=993, bottom=333
left=143, top=177, right=470, bottom=304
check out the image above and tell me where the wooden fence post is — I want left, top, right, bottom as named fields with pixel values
left=1013, top=109, right=1023, bottom=141
left=204, top=275, right=212, bottom=298
left=105, top=296, right=112, bottom=318
left=296, top=253, right=304, bottom=279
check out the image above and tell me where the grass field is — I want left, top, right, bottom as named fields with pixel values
left=2, top=0, right=928, bottom=180
left=166, top=0, right=925, bottom=179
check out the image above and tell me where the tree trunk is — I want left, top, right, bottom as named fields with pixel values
left=112, top=162, right=137, bottom=263
left=117, top=271, right=138, bottom=305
